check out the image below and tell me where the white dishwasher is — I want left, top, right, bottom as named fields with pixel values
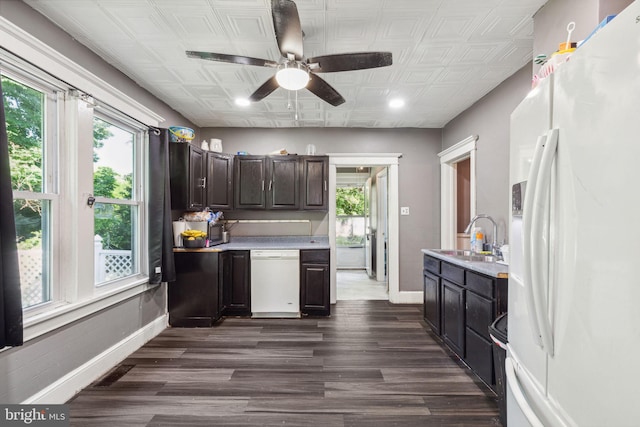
left=250, top=250, right=300, bottom=318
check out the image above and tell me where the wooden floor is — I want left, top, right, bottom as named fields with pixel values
left=69, top=301, right=501, bottom=426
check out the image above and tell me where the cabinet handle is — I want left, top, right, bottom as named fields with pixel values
left=269, top=180, right=273, bottom=191
left=262, top=180, right=265, bottom=191
left=200, top=177, right=206, bottom=188
left=324, top=180, right=327, bottom=191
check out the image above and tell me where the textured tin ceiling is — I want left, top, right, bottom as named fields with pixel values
left=24, top=0, right=546, bottom=128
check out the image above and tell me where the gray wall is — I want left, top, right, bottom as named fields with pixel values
left=200, top=127, right=443, bottom=292
left=442, top=64, right=532, bottom=244
left=0, top=1, right=189, bottom=403
left=0, top=286, right=165, bottom=403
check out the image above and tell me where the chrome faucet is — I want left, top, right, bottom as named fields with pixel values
left=464, top=214, right=500, bottom=257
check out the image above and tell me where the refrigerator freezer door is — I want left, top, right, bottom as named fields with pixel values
left=508, top=74, right=553, bottom=396
left=547, top=3, right=640, bottom=425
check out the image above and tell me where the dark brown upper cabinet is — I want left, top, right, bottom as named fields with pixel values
left=300, top=156, right=328, bottom=211
left=169, top=143, right=206, bottom=211
left=267, top=155, right=300, bottom=210
left=234, top=155, right=267, bottom=209
left=206, top=152, right=234, bottom=210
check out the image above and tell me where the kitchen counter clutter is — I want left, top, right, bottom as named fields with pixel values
left=169, top=236, right=330, bottom=327
left=173, top=235, right=330, bottom=252
left=421, top=248, right=508, bottom=390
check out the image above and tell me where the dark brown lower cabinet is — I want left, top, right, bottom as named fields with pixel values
left=422, top=254, right=507, bottom=389
left=442, top=279, right=465, bottom=356
left=423, top=270, right=441, bottom=334
left=169, top=252, right=221, bottom=327
left=221, top=250, right=251, bottom=316
left=300, top=249, right=330, bottom=316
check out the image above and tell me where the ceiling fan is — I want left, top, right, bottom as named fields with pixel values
left=186, top=0, right=392, bottom=106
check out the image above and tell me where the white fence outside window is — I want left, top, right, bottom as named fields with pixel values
left=18, top=235, right=133, bottom=307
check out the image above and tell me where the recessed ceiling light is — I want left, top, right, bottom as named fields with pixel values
left=389, top=98, right=405, bottom=109
left=235, top=98, right=251, bottom=107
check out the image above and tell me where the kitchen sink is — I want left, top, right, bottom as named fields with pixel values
left=432, top=249, right=498, bottom=263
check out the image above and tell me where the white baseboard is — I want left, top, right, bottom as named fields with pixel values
left=389, top=291, right=423, bottom=304
left=23, top=314, right=167, bottom=404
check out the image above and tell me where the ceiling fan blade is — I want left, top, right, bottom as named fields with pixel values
left=271, top=0, right=304, bottom=60
left=307, top=52, right=393, bottom=73
left=248, top=76, right=280, bottom=102
left=186, top=51, right=278, bottom=68
left=306, top=74, right=345, bottom=107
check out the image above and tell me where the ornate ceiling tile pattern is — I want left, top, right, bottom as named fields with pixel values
left=24, top=0, right=546, bottom=128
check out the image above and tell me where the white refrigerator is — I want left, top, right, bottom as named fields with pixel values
left=507, top=2, right=640, bottom=426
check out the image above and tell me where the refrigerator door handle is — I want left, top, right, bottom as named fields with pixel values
left=523, top=134, right=546, bottom=348
left=506, top=357, right=546, bottom=427
left=530, top=128, right=559, bottom=356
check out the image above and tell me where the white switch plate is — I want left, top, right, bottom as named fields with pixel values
left=155, top=267, right=162, bottom=274
left=401, top=207, right=410, bottom=215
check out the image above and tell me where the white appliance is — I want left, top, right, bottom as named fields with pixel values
left=507, top=3, right=640, bottom=426
left=250, top=250, right=300, bottom=318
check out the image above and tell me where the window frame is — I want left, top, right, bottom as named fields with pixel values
left=2, top=66, right=63, bottom=313
left=0, top=16, right=164, bottom=342
left=91, top=109, right=146, bottom=289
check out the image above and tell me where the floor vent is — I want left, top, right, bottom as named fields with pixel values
left=93, top=364, right=135, bottom=387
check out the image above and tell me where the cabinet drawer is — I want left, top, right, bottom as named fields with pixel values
left=441, top=262, right=464, bottom=286
left=465, top=327, right=494, bottom=386
left=466, top=271, right=495, bottom=299
left=300, top=249, right=329, bottom=263
left=423, top=255, right=440, bottom=274
left=466, top=291, right=494, bottom=341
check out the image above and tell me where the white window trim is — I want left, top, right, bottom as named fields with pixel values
left=1, top=16, right=165, bottom=342
left=0, top=16, right=164, bottom=126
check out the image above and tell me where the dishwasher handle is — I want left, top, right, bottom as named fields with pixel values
left=250, top=250, right=300, bottom=260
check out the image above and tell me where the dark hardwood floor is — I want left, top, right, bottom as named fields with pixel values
left=69, top=301, right=501, bottom=426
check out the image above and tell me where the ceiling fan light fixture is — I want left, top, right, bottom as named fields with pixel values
left=389, top=98, right=405, bottom=109
left=276, top=62, right=309, bottom=91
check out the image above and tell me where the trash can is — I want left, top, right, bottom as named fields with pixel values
left=489, top=313, right=508, bottom=426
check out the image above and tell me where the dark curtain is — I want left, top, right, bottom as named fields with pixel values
left=0, top=77, right=23, bottom=348
left=148, top=128, right=176, bottom=284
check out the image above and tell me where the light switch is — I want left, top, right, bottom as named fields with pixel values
left=401, top=207, right=410, bottom=215
left=155, top=266, right=162, bottom=274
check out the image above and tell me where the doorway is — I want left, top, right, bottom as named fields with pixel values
left=334, top=166, right=389, bottom=301
left=328, top=154, right=401, bottom=304
left=439, top=136, right=477, bottom=249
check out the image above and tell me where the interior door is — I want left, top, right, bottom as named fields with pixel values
left=376, top=169, right=388, bottom=282
left=364, top=177, right=373, bottom=277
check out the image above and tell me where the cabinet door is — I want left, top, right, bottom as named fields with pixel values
left=169, top=252, right=220, bottom=327
left=442, top=280, right=465, bottom=357
left=169, top=143, right=205, bottom=211
left=234, top=156, right=266, bottom=209
left=465, top=327, right=494, bottom=386
left=206, top=152, right=233, bottom=210
left=222, top=250, right=251, bottom=315
left=300, top=156, right=328, bottom=210
left=268, top=156, right=300, bottom=209
left=423, top=270, right=441, bottom=334
left=188, top=146, right=206, bottom=210
left=465, top=290, right=494, bottom=341
left=300, top=250, right=330, bottom=316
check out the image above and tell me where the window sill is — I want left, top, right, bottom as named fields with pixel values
left=22, top=277, right=160, bottom=342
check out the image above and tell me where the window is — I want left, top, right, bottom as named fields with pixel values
left=2, top=72, right=59, bottom=309
left=2, top=47, right=150, bottom=330
left=92, top=115, right=142, bottom=286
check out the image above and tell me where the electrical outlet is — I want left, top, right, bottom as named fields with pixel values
left=401, top=207, right=410, bottom=215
